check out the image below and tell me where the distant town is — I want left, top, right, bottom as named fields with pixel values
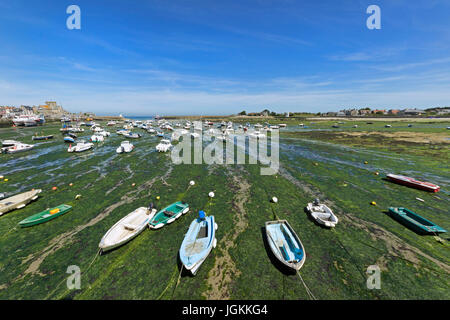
left=1, top=102, right=450, bottom=125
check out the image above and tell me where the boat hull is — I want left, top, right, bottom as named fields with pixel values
left=265, top=220, right=306, bottom=271
left=19, top=204, right=72, bottom=227
left=148, top=202, right=189, bottom=229
left=387, top=174, right=440, bottom=192
left=388, top=207, right=447, bottom=234
left=0, top=189, right=42, bottom=216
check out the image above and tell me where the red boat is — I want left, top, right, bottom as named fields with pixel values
left=386, top=174, right=440, bottom=192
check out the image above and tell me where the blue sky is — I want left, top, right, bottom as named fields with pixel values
left=0, top=0, right=450, bottom=116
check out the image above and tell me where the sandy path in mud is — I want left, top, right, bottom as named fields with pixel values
left=203, top=167, right=250, bottom=299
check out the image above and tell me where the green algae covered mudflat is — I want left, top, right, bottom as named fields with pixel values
left=0, top=119, right=448, bottom=300
left=19, top=204, right=72, bottom=227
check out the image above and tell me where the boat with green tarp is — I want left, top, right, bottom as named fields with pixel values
left=19, top=204, right=72, bottom=227
left=388, top=207, right=447, bottom=235
left=148, top=201, right=189, bottom=229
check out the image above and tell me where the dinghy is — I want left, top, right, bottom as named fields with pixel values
left=179, top=211, right=217, bottom=275
left=99, top=205, right=157, bottom=252
left=19, top=204, right=72, bottom=227
left=0, top=189, right=42, bottom=216
left=306, top=199, right=338, bottom=228
left=388, top=207, right=447, bottom=235
left=148, top=201, right=189, bottom=229
left=265, top=220, right=306, bottom=271
left=116, top=141, right=134, bottom=153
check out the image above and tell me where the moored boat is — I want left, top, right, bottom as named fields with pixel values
left=1, top=143, right=34, bottom=154
left=116, top=141, right=134, bottom=153
left=0, top=189, right=42, bottom=216
left=386, top=174, right=440, bottom=192
left=306, top=199, right=338, bottom=228
left=32, top=134, right=54, bottom=141
left=19, top=204, right=72, bottom=227
left=179, top=211, right=217, bottom=275
left=265, top=220, right=306, bottom=271
left=68, top=140, right=94, bottom=153
left=388, top=207, right=447, bottom=234
left=99, top=206, right=156, bottom=252
left=148, top=201, right=189, bottom=229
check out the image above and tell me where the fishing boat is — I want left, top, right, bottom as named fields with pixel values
left=386, top=174, right=440, bottom=192
left=19, top=204, right=72, bottom=227
left=116, top=141, right=134, bottom=153
left=64, top=136, right=75, bottom=143
left=99, top=205, right=157, bottom=252
left=1, top=143, right=34, bottom=154
left=148, top=201, right=189, bottom=229
left=306, top=199, right=338, bottom=228
left=0, top=189, right=42, bottom=216
left=179, top=211, right=217, bottom=275
left=32, top=134, right=53, bottom=141
left=388, top=207, right=447, bottom=234
left=67, top=140, right=94, bottom=153
left=265, top=220, right=306, bottom=271
left=156, top=139, right=173, bottom=152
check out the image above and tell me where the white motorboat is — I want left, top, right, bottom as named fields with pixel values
left=116, top=141, right=134, bottom=154
left=0, top=189, right=42, bottom=216
left=156, top=139, right=173, bottom=152
left=306, top=199, right=338, bottom=228
left=1, top=143, right=34, bottom=154
left=90, top=134, right=105, bottom=142
left=99, top=206, right=156, bottom=252
left=68, top=140, right=94, bottom=153
left=2, top=140, right=20, bottom=147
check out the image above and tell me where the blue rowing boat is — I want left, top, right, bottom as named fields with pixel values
left=265, top=220, right=306, bottom=271
left=179, top=211, right=217, bottom=275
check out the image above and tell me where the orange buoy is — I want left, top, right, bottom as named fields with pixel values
left=52, top=186, right=57, bottom=191
left=69, top=183, right=73, bottom=187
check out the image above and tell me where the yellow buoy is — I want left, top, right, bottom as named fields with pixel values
left=156, top=196, right=160, bottom=200
left=75, top=194, right=81, bottom=200
left=371, top=201, right=377, bottom=206
left=364, top=161, right=368, bottom=164
left=4, top=178, right=8, bottom=182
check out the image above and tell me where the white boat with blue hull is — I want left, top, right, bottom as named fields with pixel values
left=179, top=212, right=218, bottom=275
left=265, top=220, right=306, bottom=271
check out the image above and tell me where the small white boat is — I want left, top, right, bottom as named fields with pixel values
left=90, top=134, right=104, bottom=142
left=156, top=139, right=173, bottom=152
left=99, top=206, right=157, bottom=252
left=97, top=130, right=111, bottom=137
left=265, top=220, right=306, bottom=271
left=123, top=132, right=141, bottom=139
left=107, top=121, right=116, bottom=126
left=191, top=132, right=200, bottom=139
left=2, top=140, right=20, bottom=147
left=116, top=129, right=129, bottom=135
left=116, top=141, right=134, bottom=154
left=147, top=128, right=156, bottom=134
left=306, top=199, right=338, bottom=228
left=68, top=140, right=94, bottom=153
left=0, top=189, right=42, bottom=216
left=385, top=124, right=392, bottom=128
left=179, top=212, right=217, bottom=275
left=1, top=143, right=34, bottom=154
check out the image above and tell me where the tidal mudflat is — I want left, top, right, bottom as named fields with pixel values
left=0, top=120, right=448, bottom=299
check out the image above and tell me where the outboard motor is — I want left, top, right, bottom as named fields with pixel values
left=198, top=210, right=206, bottom=221
left=148, top=202, right=155, bottom=212
left=314, top=198, right=320, bottom=206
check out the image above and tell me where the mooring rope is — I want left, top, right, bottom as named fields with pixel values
left=296, top=271, right=316, bottom=300
left=45, top=249, right=101, bottom=300
left=156, top=265, right=179, bottom=300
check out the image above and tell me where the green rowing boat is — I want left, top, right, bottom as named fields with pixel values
left=388, top=207, right=447, bottom=235
left=19, top=204, right=72, bottom=227
left=148, top=201, right=189, bottom=229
